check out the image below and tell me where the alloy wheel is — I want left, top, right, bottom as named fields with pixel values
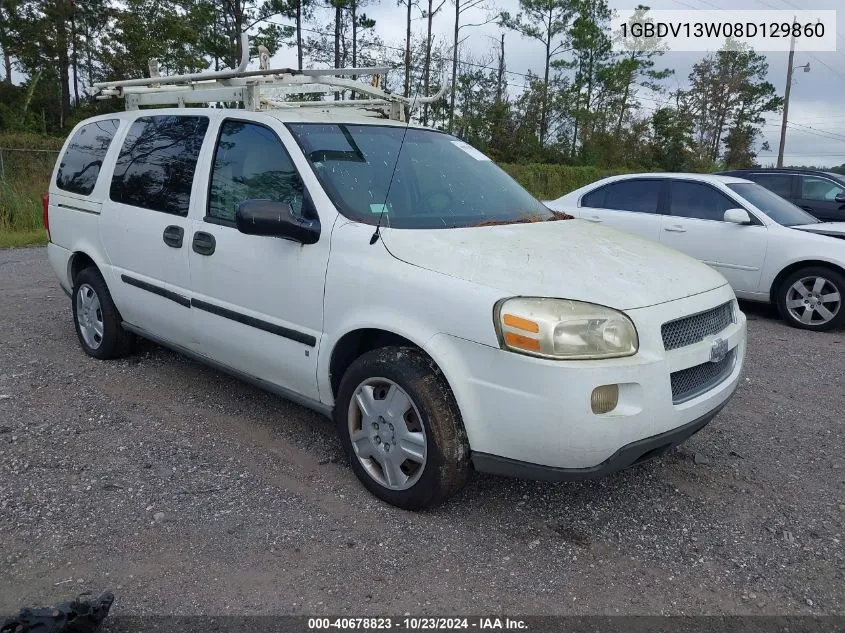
left=785, top=276, right=841, bottom=326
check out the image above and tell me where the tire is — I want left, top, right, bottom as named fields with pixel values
left=776, top=266, right=845, bottom=331
left=335, top=346, right=471, bottom=510
left=71, top=267, right=134, bottom=359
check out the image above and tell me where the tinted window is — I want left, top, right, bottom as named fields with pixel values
left=208, top=121, right=305, bottom=222
left=668, top=181, right=736, bottom=221
left=110, top=115, right=209, bottom=216
left=602, top=180, right=661, bottom=213
left=581, top=187, right=606, bottom=208
left=800, top=176, right=845, bottom=202
left=727, top=183, right=819, bottom=226
left=751, top=173, right=792, bottom=198
left=287, top=124, right=551, bottom=229
left=56, top=119, right=120, bottom=195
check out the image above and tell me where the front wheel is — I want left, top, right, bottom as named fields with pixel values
left=335, top=346, right=470, bottom=510
left=776, top=266, right=845, bottom=331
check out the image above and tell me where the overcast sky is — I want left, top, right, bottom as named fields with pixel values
left=264, top=0, right=845, bottom=167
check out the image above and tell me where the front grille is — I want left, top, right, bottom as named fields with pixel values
left=661, top=301, right=734, bottom=351
left=670, top=350, right=736, bottom=404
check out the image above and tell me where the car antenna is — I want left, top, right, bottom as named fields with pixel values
left=370, top=91, right=420, bottom=245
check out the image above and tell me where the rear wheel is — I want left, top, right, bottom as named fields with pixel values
left=72, top=267, right=134, bottom=359
left=776, top=266, right=845, bottom=331
left=335, top=346, right=470, bottom=510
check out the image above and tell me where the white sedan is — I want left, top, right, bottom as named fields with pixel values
left=547, top=173, right=845, bottom=331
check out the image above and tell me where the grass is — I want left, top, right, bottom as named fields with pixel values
left=0, top=229, right=47, bottom=248
left=0, top=133, right=62, bottom=248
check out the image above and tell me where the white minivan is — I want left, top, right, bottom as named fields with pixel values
left=45, top=108, right=746, bottom=509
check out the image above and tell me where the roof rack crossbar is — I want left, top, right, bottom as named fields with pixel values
left=92, top=33, right=447, bottom=120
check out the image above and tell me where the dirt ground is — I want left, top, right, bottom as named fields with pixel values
left=1, top=246, right=843, bottom=616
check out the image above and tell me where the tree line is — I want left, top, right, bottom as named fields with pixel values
left=0, top=0, right=784, bottom=170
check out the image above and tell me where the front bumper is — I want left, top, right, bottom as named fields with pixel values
left=426, top=284, right=746, bottom=471
left=471, top=401, right=725, bottom=480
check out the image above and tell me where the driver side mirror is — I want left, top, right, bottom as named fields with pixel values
left=724, top=208, right=752, bottom=225
left=835, top=192, right=845, bottom=203
left=235, top=198, right=320, bottom=244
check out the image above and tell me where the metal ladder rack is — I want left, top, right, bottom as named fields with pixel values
left=92, top=34, right=445, bottom=121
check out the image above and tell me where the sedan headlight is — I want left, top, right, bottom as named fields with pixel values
left=494, top=297, right=638, bottom=360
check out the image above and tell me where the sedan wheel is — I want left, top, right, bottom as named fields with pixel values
left=785, top=276, right=841, bottom=327
left=777, top=266, right=845, bottom=331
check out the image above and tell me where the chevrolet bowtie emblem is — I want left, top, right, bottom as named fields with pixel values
left=710, top=338, right=729, bottom=363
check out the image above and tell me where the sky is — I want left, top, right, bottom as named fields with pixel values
left=264, top=0, right=845, bottom=167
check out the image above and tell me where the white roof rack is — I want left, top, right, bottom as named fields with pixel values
left=92, top=33, right=445, bottom=121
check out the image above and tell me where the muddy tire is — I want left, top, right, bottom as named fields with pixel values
left=335, top=346, right=470, bottom=510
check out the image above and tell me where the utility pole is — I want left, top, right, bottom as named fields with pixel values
left=776, top=26, right=796, bottom=168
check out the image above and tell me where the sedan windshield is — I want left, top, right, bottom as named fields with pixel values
left=727, top=182, right=820, bottom=226
left=287, top=123, right=553, bottom=229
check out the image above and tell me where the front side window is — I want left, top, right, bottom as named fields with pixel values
left=800, top=176, right=845, bottom=202
left=287, top=123, right=551, bottom=229
left=110, top=115, right=209, bottom=216
left=752, top=173, right=793, bottom=198
left=727, top=182, right=819, bottom=226
left=56, top=119, right=120, bottom=196
left=208, top=120, right=305, bottom=222
left=668, top=181, right=736, bottom=221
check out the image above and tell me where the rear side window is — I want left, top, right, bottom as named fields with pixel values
left=110, top=115, right=209, bottom=216
left=581, top=187, right=606, bottom=208
left=208, top=120, right=305, bottom=222
left=752, top=173, right=793, bottom=198
left=668, top=181, right=736, bottom=221
left=56, top=119, right=120, bottom=196
left=602, top=180, right=662, bottom=213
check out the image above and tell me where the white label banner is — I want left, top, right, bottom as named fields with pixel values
left=611, top=10, right=837, bottom=52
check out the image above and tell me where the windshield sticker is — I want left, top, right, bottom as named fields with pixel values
left=450, top=140, right=491, bottom=161
left=370, top=203, right=389, bottom=214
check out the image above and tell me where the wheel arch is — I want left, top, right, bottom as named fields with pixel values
left=769, top=259, right=845, bottom=303
left=328, top=328, right=433, bottom=399
left=68, top=251, right=99, bottom=286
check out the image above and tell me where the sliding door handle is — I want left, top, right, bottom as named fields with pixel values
left=192, top=231, right=216, bottom=256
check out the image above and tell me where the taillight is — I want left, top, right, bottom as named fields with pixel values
left=42, top=194, right=50, bottom=242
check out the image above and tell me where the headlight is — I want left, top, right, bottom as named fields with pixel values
left=494, top=297, right=638, bottom=360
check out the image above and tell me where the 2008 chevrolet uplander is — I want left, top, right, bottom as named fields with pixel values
left=46, top=108, right=747, bottom=509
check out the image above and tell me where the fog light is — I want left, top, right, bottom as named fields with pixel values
left=591, top=384, right=619, bottom=414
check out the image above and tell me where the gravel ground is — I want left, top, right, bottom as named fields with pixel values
left=0, top=246, right=843, bottom=616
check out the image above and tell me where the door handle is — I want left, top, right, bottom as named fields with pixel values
left=664, top=225, right=687, bottom=233
left=162, top=225, right=184, bottom=248
left=192, top=231, right=216, bottom=256
left=585, top=216, right=603, bottom=223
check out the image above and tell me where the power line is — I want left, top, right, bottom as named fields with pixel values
left=758, top=153, right=845, bottom=157
left=786, top=121, right=845, bottom=142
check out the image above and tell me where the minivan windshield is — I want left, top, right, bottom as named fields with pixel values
left=727, top=182, right=820, bottom=226
left=287, top=123, right=553, bottom=228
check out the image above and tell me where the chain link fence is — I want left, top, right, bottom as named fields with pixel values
left=0, top=146, right=60, bottom=181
